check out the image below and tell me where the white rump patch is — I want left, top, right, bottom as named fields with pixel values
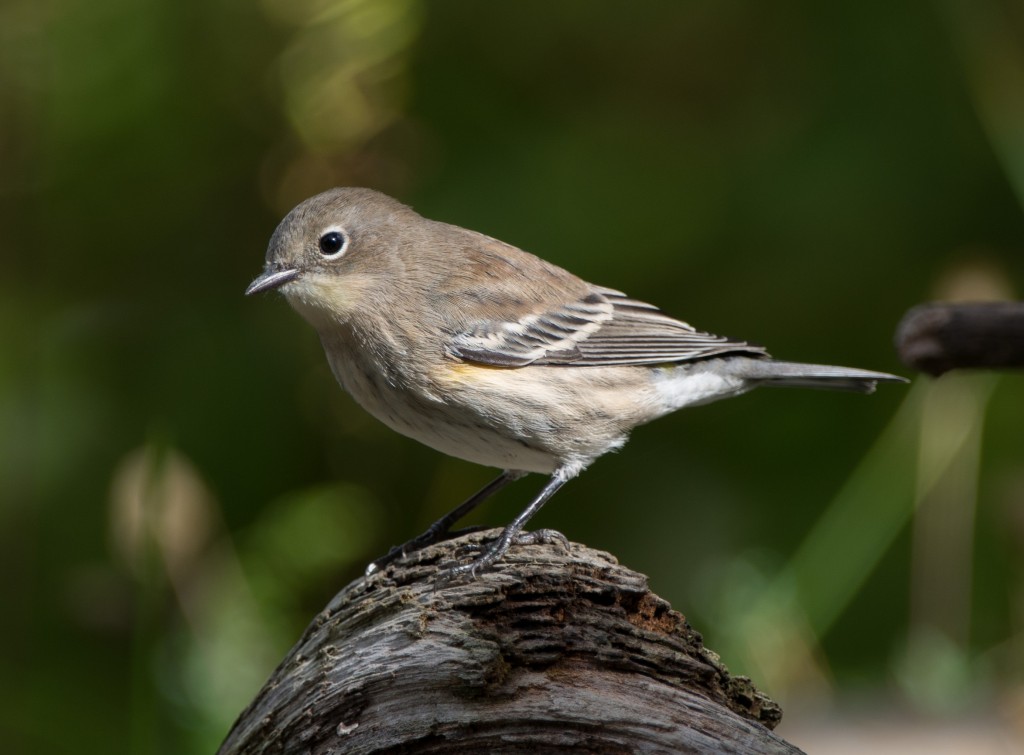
left=651, top=367, right=750, bottom=412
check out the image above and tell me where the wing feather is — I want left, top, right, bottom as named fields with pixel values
left=448, top=285, right=767, bottom=367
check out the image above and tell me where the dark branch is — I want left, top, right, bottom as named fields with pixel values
left=895, top=301, right=1024, bottom=376
left=218, top=531, right=802, bottom=754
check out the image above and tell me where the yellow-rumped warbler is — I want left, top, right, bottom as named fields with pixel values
left=247, top=188, right=906, bottom=578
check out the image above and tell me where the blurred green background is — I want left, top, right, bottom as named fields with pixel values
left=3, top=0, right=1024, bottom=752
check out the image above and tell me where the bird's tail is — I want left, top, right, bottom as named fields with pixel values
left=727, top=358, right=909, bottom=394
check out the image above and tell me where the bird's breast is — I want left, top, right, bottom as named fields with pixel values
left=318, top=336, right=563, bottom=474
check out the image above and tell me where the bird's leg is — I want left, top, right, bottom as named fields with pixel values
left=442, top=471, right=571, bottom=580
left=365, top=469, right=525, bottom=575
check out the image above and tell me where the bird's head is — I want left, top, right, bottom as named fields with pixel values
left=246, top=187, right=418, bottom=328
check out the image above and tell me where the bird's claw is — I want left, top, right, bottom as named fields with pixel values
left=514, top=528, right=569, bottom=551
left=365, top=545, right=406, bottom=576
left=436, top=527, right=571, bottom=582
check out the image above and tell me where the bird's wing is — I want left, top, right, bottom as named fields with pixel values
left=448, top=286, right=768, bottom=367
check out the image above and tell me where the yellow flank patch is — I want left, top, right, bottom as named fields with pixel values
left=442, top=361, right=512, bottom=382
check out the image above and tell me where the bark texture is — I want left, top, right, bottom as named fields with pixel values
left=218, top=531, right=803, bottom=754
left=896, top=301, right=1024, bottom=376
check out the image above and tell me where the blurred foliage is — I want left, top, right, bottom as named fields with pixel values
left=2, top=0, right=1024, bottom=752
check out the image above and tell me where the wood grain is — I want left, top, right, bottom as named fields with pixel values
left=218, top=531, right=802, bottom=754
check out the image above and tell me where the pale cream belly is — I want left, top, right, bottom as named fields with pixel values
left=324, top=348, right=564, bottom=474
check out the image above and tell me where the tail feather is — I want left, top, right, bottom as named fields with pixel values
left=728, top=358, right=909, bottom=394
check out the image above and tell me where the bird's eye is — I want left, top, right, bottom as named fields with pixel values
left=318, top=230, right=347, bottom=258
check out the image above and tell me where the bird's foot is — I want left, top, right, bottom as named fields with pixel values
left=365, top=525, right=493, bottom=575
left=438, top=527, right=570, bottom=582
left=514, top=528, right=570, bottom=550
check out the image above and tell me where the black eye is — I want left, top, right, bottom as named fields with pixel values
left=318, top=231, right=347, bottom=257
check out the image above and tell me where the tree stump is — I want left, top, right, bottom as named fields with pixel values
left=218, top=531, right=802, bottom=754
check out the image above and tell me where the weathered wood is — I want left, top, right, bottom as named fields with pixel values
left=896, top=301, right=1024, bottom=376
left=218, top=531, right=802, bottom=754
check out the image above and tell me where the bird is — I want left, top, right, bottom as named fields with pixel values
left=246, top=187, right=906, bottom=578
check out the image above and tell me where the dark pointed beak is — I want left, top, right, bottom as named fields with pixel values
left=245, top=266, right=300, bottom=296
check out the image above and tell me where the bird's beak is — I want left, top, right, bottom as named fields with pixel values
left=246, top=266, right=300, bottom=296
